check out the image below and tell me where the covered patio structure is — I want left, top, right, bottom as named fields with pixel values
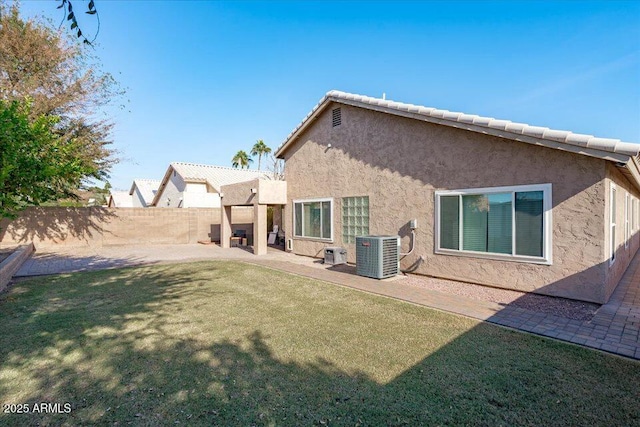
left=220, top=179, right=287, bottom=255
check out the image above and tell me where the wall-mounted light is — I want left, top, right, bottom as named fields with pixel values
left=219, top=192, right=224, bottom=198
left=327, top=143, right=332, bottom=148
left=250, top=188, right=258, bottom=194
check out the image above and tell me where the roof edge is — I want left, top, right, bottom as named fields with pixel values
left=275, top=90, right=639, bottom=163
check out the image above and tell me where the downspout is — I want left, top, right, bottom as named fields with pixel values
left=400, top=219, right=424, bottom=273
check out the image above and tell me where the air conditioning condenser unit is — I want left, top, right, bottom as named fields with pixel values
left=355, top=235, right=400, bottom=279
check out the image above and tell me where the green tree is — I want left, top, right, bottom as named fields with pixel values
left=0, top=3, right=120, bottom=212
left=232, top=150, right=253, bottom=169
left=55, top=0, right=100, bottom=46
left=0, top=100, right=98, bottom=218
left=250, top=140, right=272, bottom=170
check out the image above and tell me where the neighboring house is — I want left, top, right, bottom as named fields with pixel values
left=108, top=191, right=133, bottom=208
left=274, top=90, right=640, bottom=304
left=129, top=179, right=161, bottom=207
left=151, top=162, right=267, bottom=208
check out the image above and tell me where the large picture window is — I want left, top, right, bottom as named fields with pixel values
left=294, top=198, right=333, bottom=240
left=436, top=184, right=552, bottom=264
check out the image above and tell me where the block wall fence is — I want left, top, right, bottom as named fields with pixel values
left=0, top=207, right=254, bottom=249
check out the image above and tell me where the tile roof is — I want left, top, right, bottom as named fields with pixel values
left=170, top=162, right=268, bottom=190
left=109, top=191, right=133, bottom=208
left=129, top=179, right=161, bottom=206
left=275, top=90, right=639, bottom=162
left=151, top=162, right=269, bottom=207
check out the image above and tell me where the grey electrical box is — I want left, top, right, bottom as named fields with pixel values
left=324, top=247, right=347, bottom=265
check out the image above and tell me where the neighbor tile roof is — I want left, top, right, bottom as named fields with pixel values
left=129, top=179, right=161, bottom=205
left=170, top=162, right=268, bottom=190
left=109, top=191, right=133, bottom=208
left=275, top=90, right=639, bottom=161
left=151, top=162, right=268, bottom=207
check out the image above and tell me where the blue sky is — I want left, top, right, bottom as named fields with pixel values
left=19, top=1, right=640, bottom=190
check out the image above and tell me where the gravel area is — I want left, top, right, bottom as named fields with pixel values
left=403, top=273, right=600, bottom=321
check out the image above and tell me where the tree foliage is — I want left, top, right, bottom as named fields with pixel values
left=265, top=154, right=285, bottom=181
left=56, top=0, right=99, bottom=46
left=0, top=101, right=97, bottom=218
left=231, top=150, right=253, bottom=169
left=0, top=3, right=121, bottom=217
left=250, top=139, right=272, bottom=171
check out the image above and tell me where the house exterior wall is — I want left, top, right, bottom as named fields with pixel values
left=156, top=175, right=222, bottom=208
left=282, top=103, right=612, bottom=303
left=185, top=183, right=208, bottom=193
left=156, top=171, right=186, bottom=207
left=183, top=192, right=221, bottom=208
left=604, top=163, right=640, bottom=301
left=132, top=186, right=147, bottom=208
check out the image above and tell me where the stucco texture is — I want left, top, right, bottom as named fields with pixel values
left=604, top=163, right=640, bottom=300
left=282, top=103, right=615, bottom=303
left=0, top=207, right=254, bottom=249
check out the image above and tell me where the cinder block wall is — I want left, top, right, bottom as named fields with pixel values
left=0, top=207, right=254, bottom=249
left=0, top=244, right=34, bottom=291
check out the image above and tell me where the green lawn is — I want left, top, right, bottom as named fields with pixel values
left=0, top=261, right=638, bottom=426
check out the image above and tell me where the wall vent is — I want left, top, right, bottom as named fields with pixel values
left=332, top=108, right=342, bottom=127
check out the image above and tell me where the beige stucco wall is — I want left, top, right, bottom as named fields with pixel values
left=221, top=179, right=287, bottom=206
left=282, top=103, right=613, bottom=303
left=221, top=179, right=260, bottom=206
left=0, top=207, right=254, bottom=249
left=604, top=163, right=640, bottom=300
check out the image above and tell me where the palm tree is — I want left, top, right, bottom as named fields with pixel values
left=251, top=140, right=272, bottom=170
left=231, top=150, right=253, bottom=169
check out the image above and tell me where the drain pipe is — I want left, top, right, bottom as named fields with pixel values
left=400, top=219, right=418, bottom=257
left=400, top=219, right=421, bottom=273
left=400, top=229, right=416, bottom=257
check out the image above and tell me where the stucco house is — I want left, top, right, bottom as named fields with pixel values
left=107, top=190, right=133, bottom=208
left=129, top=179, right=161, bottom=207
left=151, top=162, right=267, bottom=208
left=274, top=90, right=640, bottom=304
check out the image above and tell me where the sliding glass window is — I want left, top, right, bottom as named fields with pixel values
left=293, top=199, right=332, bottom=240
left=436, top=184, right=551, bottom=264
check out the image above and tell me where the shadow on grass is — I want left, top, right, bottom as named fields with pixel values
left=13, top=251, right=159, bottom=278
left=0, top=262, right=639, bottom=426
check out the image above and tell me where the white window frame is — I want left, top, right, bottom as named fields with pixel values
left=633, top=197, right=637, bottom=232
left=435, top=183, right=553, bottom=265
left=625, top=192, right=630, bottom=249
left=293, top=198, right=334, bottom=242
left=610, top=184, right=616, bottom=265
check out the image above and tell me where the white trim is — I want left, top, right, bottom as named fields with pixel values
left=610, top=183, right=617, bottom=265
left=292, top=197, right=334, bottom=242
left=625, top=192, right=630, bottom=249
left=435, top=183, right=553, bottom=265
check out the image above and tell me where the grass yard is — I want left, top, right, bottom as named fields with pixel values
left=0, top=261, right=638, bottom=426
